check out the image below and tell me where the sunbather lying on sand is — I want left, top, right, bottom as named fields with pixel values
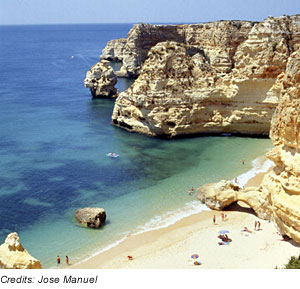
left=218, top=234, right=232, bottom=242
left=242, top=227, right=252, bottom=233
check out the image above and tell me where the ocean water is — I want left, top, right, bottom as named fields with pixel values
left=0, top=24, right=272, bottom=268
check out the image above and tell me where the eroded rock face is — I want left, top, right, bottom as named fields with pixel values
left=0, top=232, right=42, bottom=269
left=101, top=21, right=253, bottom=77
left=262, top=49, right=300, bottom=241
left=102, top=38, right=127, bottom=62
left=84, top=59, right=118, bottom=98
left=112, top=41, right=278, bottom=136
left=75, top=208, right=106, bottom=228
left=109, top=15, right=300, bottom=137
left=197, top=181, right=242, bottom=210
left=233, top=15, right=300, bottom=79
left=102, top=16, right=300, bottom=79
left=198, top=50, right=300, bottom=242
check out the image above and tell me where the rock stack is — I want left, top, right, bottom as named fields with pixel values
left=84, top=59, right=118, bottom=98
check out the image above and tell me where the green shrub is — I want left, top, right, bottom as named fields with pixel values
left=284, top=255, right=300, bottom=269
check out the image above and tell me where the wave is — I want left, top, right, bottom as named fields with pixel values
left=133, top=201, right=209, bottom=235
left=74, top=234, right=128, bottom=265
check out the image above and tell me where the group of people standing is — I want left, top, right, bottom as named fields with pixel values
left=57, top=255, right=69, bottom=266
left=213, top=213, right=227, bottom=224
left=254, top=220, right=261, bottom=231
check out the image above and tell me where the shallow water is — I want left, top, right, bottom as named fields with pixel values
left=0, top=24, right=272, bottom=268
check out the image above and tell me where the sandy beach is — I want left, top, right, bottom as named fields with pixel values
left=71, top=167, right=300, bottom=269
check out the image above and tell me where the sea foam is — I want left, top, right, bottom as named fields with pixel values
left=133, top=201, right=210, bottom=235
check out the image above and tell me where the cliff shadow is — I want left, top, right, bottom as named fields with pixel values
left=224, top=201, right=256, bottom=216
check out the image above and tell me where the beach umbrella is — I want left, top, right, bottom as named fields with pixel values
left=191, top=254, right=199, bottom=259
left=219, top=230, right=229, bottom=235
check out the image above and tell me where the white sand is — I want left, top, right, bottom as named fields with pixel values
left=71, top=209, right=300, bottom=269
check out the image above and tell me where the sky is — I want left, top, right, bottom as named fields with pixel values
left=0, top=0, right=300, bottom=25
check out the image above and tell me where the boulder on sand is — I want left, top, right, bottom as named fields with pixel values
left=75, top=208, right=106, bottom=228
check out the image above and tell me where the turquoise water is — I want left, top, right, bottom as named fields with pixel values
left=0, top=24, right=272, bottom=268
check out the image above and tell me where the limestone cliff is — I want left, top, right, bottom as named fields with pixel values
left=0, top=232, right=42, bottom=269
left=108, top=15, right=300, bottom=137
left=102, top=38, right=127, bottom=62
left=197, top=180, right=272, bottom=219
left=261, top=49, right=300, bottom=241
left=101, top=21, right=253, bottom=77
left=198, top=49, right=300, bottom=242
left=112, top=40, right=279, bottom=136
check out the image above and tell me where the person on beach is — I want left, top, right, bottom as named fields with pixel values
left=224, top=234, right=228, bottom=242
left=57, top=256, right=60, bottom=265
left=242, top=227, right=252, bottom=233
left=221, top=213, right=224, bottom=221
left=66, top=256, right=69, bottom=265
left=213, top=215, right=216, bottom=224
left=234, top=177, right=238, bottom=183
left=254, top=221, right=257, bottom=231
left=257, top=221, right=261, bottom=230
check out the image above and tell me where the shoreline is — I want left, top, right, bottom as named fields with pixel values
left=70, top=157, right=298, bottom=269
left=71, top=205, right=300, bottom=269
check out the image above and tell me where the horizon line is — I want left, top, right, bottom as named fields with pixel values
left=0, top=19, right=260, bottom=27
left=1, top=13, right=298, bottom=27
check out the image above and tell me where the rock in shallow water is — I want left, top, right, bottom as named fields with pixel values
left=84, top=59, right=118, bottom=98
left=75, top=208, right=106, bottom=228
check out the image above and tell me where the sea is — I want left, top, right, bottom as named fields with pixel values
left=0, top=23, right=273, bottom=268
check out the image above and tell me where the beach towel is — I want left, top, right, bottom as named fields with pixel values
left=218, top=241, right=230, bottom=246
